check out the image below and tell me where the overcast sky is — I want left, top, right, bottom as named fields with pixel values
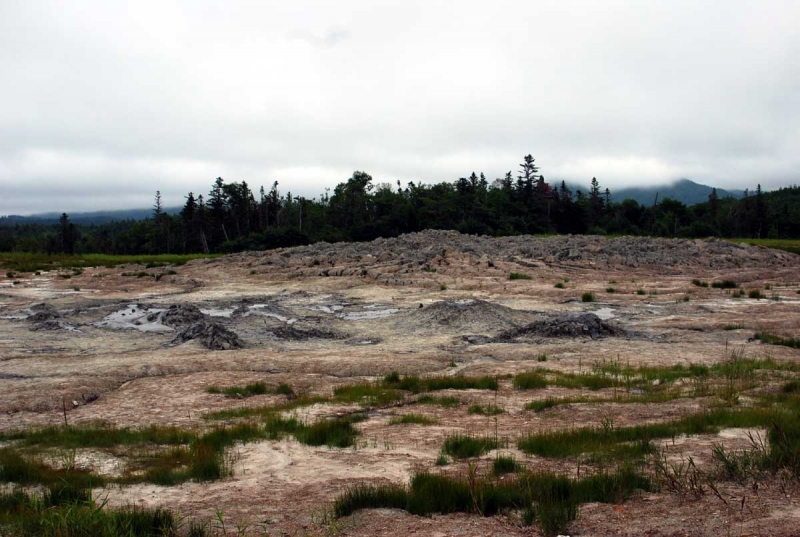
left=2, top=1, right=799, bottom=215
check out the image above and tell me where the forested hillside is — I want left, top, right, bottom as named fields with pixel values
left=1, top=155, right=798, bottom=255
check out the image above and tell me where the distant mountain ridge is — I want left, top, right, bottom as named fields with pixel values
left=0, top=207, right=182, bottom=226
left=612, top=179, right=744, bottom=206
left=570, top=178, right=744, bottom=206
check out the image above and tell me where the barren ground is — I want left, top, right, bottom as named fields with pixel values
left=1, top=231, right=799, bottom=536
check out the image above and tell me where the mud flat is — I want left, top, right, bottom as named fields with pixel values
left=1, top=231, right=799, bottom=536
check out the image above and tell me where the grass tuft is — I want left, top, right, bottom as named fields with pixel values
left=389, top=414, right=438, bottom=426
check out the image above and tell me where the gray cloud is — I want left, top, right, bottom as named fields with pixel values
left=1, top=0, right=799, bottom=214
left=289, top=29, right=351, bottom=49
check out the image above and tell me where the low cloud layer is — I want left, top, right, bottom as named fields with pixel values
left=1, top=1, right=799, bottom=214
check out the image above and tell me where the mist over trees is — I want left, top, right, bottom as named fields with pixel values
left=1, top=155, right=799, bottom=255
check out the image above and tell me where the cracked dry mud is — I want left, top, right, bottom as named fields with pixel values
left=1, top=231, right=799, bottom=536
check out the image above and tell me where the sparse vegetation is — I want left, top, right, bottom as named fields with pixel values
left=512, top=371, right=548, bottom=390
left=442, top=434, right=501, bottom=459
left=389, top=413, right=438, bottom=425
left=712, top=280, right=738, bottom=289
left=755, top=332, right=800, bottom=349
left=581, top=291, right=596, bottom=302
left=383, top=373, right=498, bottom=393
left=205, top=381, right=294, bottom=398
left=416, top=395, right=461, bottom=408
left=467, top=404, right=505, bottom=416
left=509, top=272, right=532, bottom=280
left=554, top=282, right=565, bottom=289
left=333, top=467, right=653, bottom=536
left=492, top=454, right=519, bottom=475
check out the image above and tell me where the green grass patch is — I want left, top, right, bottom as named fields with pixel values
left=467, top=404, right=505, bottom=416
left=264, top=415, right=361, bottom=448
left=388, top=414, right=439, bottom=426
left=729, top=238, right=800, bottom=256
left=513, top=371, right=548, bottom=390
left=509, top=272, right=532, bottom=280
left=442, top=434, right=501, bottom=459
left=332, top=384, right=403, bottom=406
left=518, top=406, right=775, bottom=460
left=333, top=467, right=653, bottom=536
left=383, top=373, right=498, bottom=392
left=0, top=487, right=180, bottom=537
left=691, top=279, right=709, bottom=287
left=205, top=381, right=294, bottom=399
left=492, top=455, right=518, bottom=475
left=554, top=282, right=565, bottom=289
left=0, top=252, right=220, bottom=274
left=416, top=395, right=461, bottom=408
left=754, top=332, right=800, bottom=349
left=581, top=292, right=596, bottom=302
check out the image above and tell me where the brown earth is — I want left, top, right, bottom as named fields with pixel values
left=1, top=231, right=799, bottom=536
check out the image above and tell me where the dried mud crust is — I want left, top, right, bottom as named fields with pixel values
left=494, top=312, right=624, bottom=341
left=0, top=231, right=799, bottom=536
left=229, top=230, right=798, bottom=276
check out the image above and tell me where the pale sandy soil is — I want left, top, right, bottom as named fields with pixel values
left=1, top=233, right=798, bottom=536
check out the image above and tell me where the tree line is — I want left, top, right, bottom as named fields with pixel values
left=2, top=155, right=799, bottom=255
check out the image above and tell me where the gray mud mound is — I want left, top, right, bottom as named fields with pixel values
left=31, top=320, right=75, bottom=331
left=269, top=325, right=348, bottom=341
left=171, top=320, right=243, bottom=350
left=395, top=299, right=534, bottom=334
left=27, top=304, right=60, bottom=323
left=159, top=304, right=206, bottom=329
left=224, top=230, right=797, bottom=275
left=495, top=313, right=622, bottom=341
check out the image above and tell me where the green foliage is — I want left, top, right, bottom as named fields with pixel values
left=509, top=272, right=532, bottom=280
left=636, top=289, right=646, bottom=295
left=263, top=415, right=360, bottom=448
left=388, top=413, right=438, bottom=425
left=332, top=383, right=403, bottom=406
left=755, top=332, right=800, bottom=349
left=554, top=282, right=565, bottom=289
left=691, top=279, right=709, bottom=287
left=518, top=407, right=774, bottom=460
left=205, top=381, right=294, bottom=398
left=513, top=371, right=548, bottom=390
left=748, top=289, right=765, bottom=299
left=492, top=455, right=518, bottom=475
left=0, top=488, right=179, bottom=537
left=0, top=252, right=218, bottom=274
left=467, top=404, right=505, bottom=416
left=442, top=434, right=500, bottom=459
left=332, top=467, right=653, bottom=536
left=3, top=179, right=800, bottom=259
left=606, top=287, right=616, bottom=293
left=581, top=292, right=596, bottom=303
left=383, top=374, right=497, bottom=392
left=416, top=395, right=461, bottom=408
left=712, top=280, right=738, bottom=289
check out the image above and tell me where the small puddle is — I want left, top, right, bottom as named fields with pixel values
left=246, top=305, right=297, bottom=324
left=200, top=308, right=235, bottom=318
left=594, top=307, right=616, bottom=320
left=94, top=304, right=171, bottom=332
left=339, top=306, right=399, bottom=321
